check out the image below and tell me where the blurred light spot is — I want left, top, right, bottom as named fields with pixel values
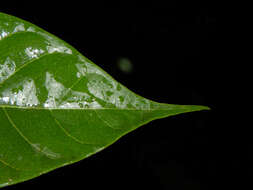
left=117, top=57, right=133, bottom=74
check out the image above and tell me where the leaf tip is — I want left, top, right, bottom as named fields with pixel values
left=189, top=105, right=211, bottom=112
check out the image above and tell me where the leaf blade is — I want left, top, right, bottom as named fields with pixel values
left=0, top=12, right=209, bottom=188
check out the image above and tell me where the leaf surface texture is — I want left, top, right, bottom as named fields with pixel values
left=0, top=12, right=209, bottom=188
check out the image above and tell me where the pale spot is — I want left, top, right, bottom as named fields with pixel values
left=1, top=31, right=9, bottom=38
left=25, top=47, right=45, bottom=58
left=76, top=72, right=81, bottom=78
left=13, top=23, right=25, bottom=32
left=0, top=79, right=40, bottom=107
left=47, top=46, right=72, bottom=54
left=78, top=55, right=87, bottom=63
left=0, top=57, right=16, bottom=82
left=75, top=63, right=87, bottom=78
left=37, top=31, right=72, bottom=54
left=44, top=72, right=102, bottom=109
left=27, top=26, right=36, bottom=32
left=42, top=147, right=61, bottom=159
left=59, top=102, right=80, bottom=109
left=2, top=97, right=9, bottom=102
left=32, top=143, right=61, bottom=159
left=44, top=72, right=66, bottom=108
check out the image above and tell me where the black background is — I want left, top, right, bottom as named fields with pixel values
left=1, top=1, right=244, bottom=190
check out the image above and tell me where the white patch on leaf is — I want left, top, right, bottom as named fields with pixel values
left=0, top=79, right=39, bottom=107
left=0, top=57, right=16, bottom=83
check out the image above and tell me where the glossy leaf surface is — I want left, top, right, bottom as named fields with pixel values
left=0, top=12, right=209, bottom=188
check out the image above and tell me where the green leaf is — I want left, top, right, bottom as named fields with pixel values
left=0, top=12, right=209, bottom=188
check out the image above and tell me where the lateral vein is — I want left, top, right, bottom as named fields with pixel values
left=2, top=107, right=53, bottom=159
left=93, top=109, right=120, bottom=130
left=48, top=109, right=97, bottom=145
left=0, top=157, right=21, bottom=171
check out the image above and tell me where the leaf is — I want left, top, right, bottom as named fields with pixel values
left=0, top=12, right=209, bottom=188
